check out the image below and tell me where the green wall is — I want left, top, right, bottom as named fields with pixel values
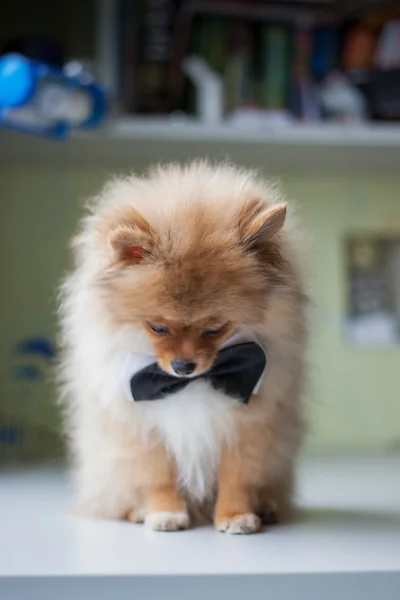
left=1, top=166, right=399, bottom=460
left=288, top=176, right=400, bottom=452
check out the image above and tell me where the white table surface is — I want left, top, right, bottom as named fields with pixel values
left=1, top=455, right=399, bottom=600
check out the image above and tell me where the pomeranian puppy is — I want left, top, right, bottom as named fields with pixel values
left=58, top=161, right=307, bottom=534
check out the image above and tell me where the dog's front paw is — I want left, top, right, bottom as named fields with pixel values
left=127, top=508, right=146, bottom=524
left=145, top=511, right=190, bottom=532
left=215, top=513, right=261, bottom=535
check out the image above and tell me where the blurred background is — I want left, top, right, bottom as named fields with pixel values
left=1, top=0, right=400, bottom=464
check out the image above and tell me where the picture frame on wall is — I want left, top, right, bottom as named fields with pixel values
left=345, top=235, right=400, bottom=346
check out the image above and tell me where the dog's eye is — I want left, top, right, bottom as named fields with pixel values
left=202, top=327, right=223, bottom=337
left=149, top=324, right=170, bottom=335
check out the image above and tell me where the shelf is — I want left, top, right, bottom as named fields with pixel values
left=0, top=455, right=399, bottom=599
left=112, top=118, right=400, bottom=147
left=1, top=120, right=400, bottom=174
left=82, top=1, right=400, bottom=174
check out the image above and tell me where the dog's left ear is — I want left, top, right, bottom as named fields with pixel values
left=238, top=199, right=287, bottom=248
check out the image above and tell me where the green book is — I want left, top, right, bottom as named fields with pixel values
left=260, top=24, right=291, bottom=110
left=197, top=16, right=228, bottom=76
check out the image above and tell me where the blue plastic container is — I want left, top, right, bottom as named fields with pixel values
left=0, top=53, right=106, bottom=138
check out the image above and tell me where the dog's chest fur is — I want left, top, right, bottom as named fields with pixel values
left=136, top=380, right=237, bottom=501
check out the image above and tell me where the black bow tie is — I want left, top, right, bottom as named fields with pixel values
left=129, top=342, right=266, bottom=403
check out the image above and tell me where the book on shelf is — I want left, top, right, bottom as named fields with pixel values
left=342, top=25, right=376, bottom=72
left=121, top=0, right=182, bottom=115
left=259, top=23, right=292, bottom=110
left=290, top=23, right=320, bottom=121
left=225, top=21, right=256, bottom=111
left=311, top=25, right=338, bottom=80
left=119, top=0, right=139, bottom=113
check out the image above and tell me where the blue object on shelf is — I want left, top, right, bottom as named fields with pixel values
left=311, top=27, right=337, bottom=80
left=0, top=53, right=107, bottom=139
left=0, top=54, right=37, bottom=107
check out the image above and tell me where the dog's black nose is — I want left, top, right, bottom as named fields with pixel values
left=172, top=359, right=196, bottom=377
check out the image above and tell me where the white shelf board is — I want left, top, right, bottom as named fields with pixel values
left=0, top=455, right=399, bottom=599
left=1, top=120, right=400, bottom=173
left=112, top=118, right=400, bottom=147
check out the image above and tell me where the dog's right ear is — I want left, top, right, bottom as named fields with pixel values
left=107, top=209, right=156, bottom=267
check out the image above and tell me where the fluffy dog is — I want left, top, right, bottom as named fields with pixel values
left=58, top=161, right=307, bottom=534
